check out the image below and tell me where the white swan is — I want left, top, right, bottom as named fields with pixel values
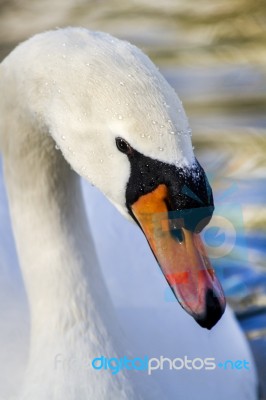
left=0, top=27, right=257, bottom=399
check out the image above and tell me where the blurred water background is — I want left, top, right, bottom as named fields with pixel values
left=0, top=0, right=265, bottom=397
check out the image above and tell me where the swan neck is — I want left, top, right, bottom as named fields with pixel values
left=2, top=130, right=115, bottom=340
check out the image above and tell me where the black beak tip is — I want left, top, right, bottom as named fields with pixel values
left=194, top=289, right=226, bottom=330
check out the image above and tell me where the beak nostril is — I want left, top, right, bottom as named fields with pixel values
left=170, top=227, right=184, bottom=244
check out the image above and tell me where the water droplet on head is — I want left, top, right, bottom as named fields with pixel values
left=141, top=134, right=145, bottom=138
left=120, top=81, right=125, bottom=86
left=152, top=120, right=157, bottom=125
left=55, top=144, right=60, bottom=150
left=159, top=147, right=164, bottom=151
left=170, top=131, right=175, bottom=135
left=118, top=115, right=123, bottom=120
left=61, top=135, right=66, bottom=140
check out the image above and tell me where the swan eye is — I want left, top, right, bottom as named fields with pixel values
left=116, top=137, right=132, bottom=155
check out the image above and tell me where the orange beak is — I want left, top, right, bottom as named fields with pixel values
left=131, top=184, right=226, bottom=329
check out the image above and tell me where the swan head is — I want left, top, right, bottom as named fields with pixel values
left=5, top=27, right=225, bottom=329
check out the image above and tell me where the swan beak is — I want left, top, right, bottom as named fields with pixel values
left=131, top=184, right=226, bottom=330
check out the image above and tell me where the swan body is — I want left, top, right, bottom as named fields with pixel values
left=0, top=27, right=257, bottom=399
